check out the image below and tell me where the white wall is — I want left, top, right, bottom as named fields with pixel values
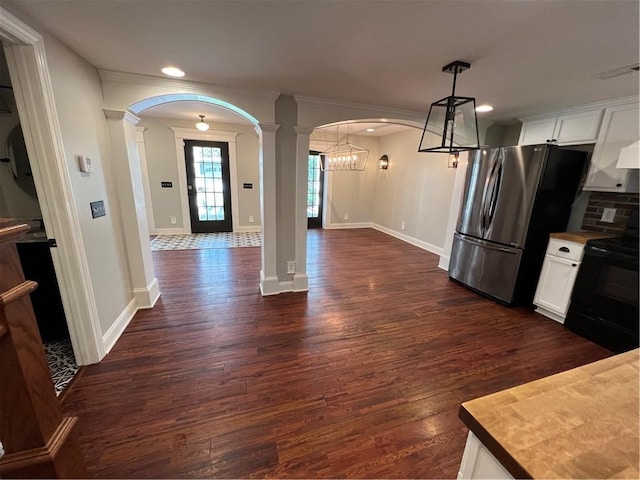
left=372, top=129, right=456, bottom=253
left=138, top=115, right=261, bottom=230
left=35, top=23, right=132, bottom=335
left=324, top=134, right=379, bottom=226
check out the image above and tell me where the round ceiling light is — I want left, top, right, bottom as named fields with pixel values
left=196, top=115, right=210, bottom=131
left=476, top=104, right=494, bottom=113
left=161, top=66, right=185, bottom=78
left=366, top=128, right=375, bottom=132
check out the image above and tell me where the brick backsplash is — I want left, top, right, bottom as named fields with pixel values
left=582, top=192, right=639, bottom=235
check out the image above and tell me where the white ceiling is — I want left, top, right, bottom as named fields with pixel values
left=9, top=0, right=639, bottom=124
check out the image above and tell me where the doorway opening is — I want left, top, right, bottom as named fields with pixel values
left=307, top=151, right=324, bottom=229
left=184, top=139, right=233, bottom=233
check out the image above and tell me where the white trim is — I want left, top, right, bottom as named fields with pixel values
left=134, top=277, right=161, bottom=309
left=278, top=280, right=294, bottom=293
left=259, top=271, right=279, bottom=296
left=135, top=126, right=155, bottom=233
left=101, top=298, right=137, bottom=355
left=170, top=127, right=241, bottom=233
left=437, top=256, right=450, bottom=272
left=99, top=69, right=279, bottom=103
left=294, top=95, right=424, bottom=120
left=1, top=7, right=104, bottom=365
left=236, top=225, right=261, bottom=233
left=534, top=306, right=566, bottom=324
left=292, top=274, right=309, bottom=292
left=323, top=222, right=372, bottom=230
left=518, top=95, right=640, bottom=123
left=371, top=223, right=444, bottom=256
left=154, top=227, right=190, bottom=235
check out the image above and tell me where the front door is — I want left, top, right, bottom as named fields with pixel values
left=307, top=151, right=324, bottom=228
left=184, top=140, right=233, bottom=233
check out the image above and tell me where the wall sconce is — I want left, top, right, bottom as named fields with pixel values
left=378, top=154, right=389, bottom=170
left=448, top=152, right=459, bottom=169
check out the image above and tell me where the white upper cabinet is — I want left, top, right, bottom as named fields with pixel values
left=519, top=109, right=602, bottom=146
left=584, top=102, right=640, bottom=192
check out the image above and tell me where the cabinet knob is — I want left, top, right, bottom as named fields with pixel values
left=572, top=263, right=577, bottom=267
left=616, top=183, right=623, bottom=187
left=559, top=246, right=570, bottom=252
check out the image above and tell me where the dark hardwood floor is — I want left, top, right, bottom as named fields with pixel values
left=62, top=228, right=612, bottom=478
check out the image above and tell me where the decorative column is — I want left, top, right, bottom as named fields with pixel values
left=104, top=110, right=160, bottom=308
left=293, top=126, right=314, bottom=292
left=256, top=123, right=280, bottom=295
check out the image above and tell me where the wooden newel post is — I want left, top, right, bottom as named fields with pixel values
left=0, top=219, right=87, bottom=478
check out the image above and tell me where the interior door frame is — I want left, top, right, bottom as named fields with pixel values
left=171, top=127, right=249, bottom=234
left=307, top=150, right=324, bottom=229
left=0, top=7, right=104, bottom=365
left=184, top=139, right=233, bottom=232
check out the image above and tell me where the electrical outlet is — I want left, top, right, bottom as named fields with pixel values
left=343, top=213, right=349, bottom=221
left=170, top=216, right=177, bottom=225
left=601, top=208, right=616, bottom=223
left=401, top=221, right=406, bottom=230
left=249, top=215, right=254, bottom=223
left=287, top=261, right=295, bottom=274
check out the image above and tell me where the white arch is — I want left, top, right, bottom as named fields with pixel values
left=129, top=93, right=260, bottom=125
left=314, top=117, right=424, bottom=131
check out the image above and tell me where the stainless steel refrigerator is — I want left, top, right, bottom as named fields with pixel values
left=448, top=144, right=586, bottom=305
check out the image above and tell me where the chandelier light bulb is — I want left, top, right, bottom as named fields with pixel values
left=196, top=114, right=210, bottom=131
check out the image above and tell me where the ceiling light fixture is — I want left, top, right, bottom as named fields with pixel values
left=320, top=124, right=369, bottom=172
left=418, top=60, right=480, bottom=154
left=366, top=128, right=375, bottom=132
left=161, top=66, right=185, bottom=78
left=476, top=104, right=494, bottom=113
left=196, top=114, right=210, bottom=131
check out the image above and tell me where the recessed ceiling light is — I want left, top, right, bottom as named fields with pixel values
left=476, top=104, right=494, bottom=113
left=366, top=128, right=375, bottom=132
left=161, top=66, right=185, bottom=78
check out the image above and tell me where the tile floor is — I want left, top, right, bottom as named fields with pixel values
left=44, top=338, right=79, bottom=396
left=149, top=232, right=261, bottom=251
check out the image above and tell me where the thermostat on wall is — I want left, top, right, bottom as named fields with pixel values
left=78, top=155, right=93, bottom=173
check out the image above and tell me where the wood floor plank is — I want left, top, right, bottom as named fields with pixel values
left=62, top=228, right=612, bottom=478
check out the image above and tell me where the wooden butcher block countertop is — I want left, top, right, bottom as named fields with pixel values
left=549, top=231, right=617, bottom=244
left=459, top=350, right=639, bottom=479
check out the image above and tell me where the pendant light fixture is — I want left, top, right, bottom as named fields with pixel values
left=418, top=60, right=479, bottom=154
left=196, top=114, right=210, bottom=131
left=320, top=124, right=369, bottom=172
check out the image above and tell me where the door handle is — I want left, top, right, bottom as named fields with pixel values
left=558, top=246, right=570, bottom=252
left=188, top=185, right=193, bottom=190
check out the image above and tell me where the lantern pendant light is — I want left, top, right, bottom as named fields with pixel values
left=418, top=60, right=480, bottom=154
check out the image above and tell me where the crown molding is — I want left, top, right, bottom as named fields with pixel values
left=0, top=6, right=41, bottom=45
left=518, top=95, right=640, bottom=122
left=98, top=69, right=280, bottom=102
left=294, top=95, right=425, bottom=120
left=104, top=109, right=140, bottom=124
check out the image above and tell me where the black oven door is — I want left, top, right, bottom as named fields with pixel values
left=566, top=244, right=639, bottom=352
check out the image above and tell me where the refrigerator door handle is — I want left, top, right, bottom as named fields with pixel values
left=486, top=157, right=504, bottom=229
left=457, top=234, right=519, bottom=254
left=480, top=154, right=502, bottom=235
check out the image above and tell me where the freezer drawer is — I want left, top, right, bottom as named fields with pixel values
left=449, top=233, right=523, bottom=304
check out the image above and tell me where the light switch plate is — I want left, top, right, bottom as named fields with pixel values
left=90, top=200, right=106, bottom=218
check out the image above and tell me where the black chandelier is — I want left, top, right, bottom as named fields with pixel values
left=418, top=60, right=480, bottom=154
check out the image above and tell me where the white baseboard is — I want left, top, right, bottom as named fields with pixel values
left=102, top=298, right=137, bottom=355
left=134, top=277, right=161, bottom=309
left=260, top=272, right=280, bottom=296
left=370, top=223, right=443, bottom=256
left=153, top=227, right=187, bottom=235
left=278, top=280, right=294, bottom=293
left=438, top=255, right=450, bottom=271
left=293, top=273, right=309, bottom=292
left=236, top=225, right=261, bottom=233
left=323, top=221, right=371, bottom=230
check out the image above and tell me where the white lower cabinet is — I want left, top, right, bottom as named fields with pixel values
left=533, top=239, right=584, bottom=323
left=458, top=431, right=513, bottom=480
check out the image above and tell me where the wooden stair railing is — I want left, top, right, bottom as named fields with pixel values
left=0, top=219, right=86, bottom=478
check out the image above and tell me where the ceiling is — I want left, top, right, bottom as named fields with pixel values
left=7, top=0, right=640, bottom=124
